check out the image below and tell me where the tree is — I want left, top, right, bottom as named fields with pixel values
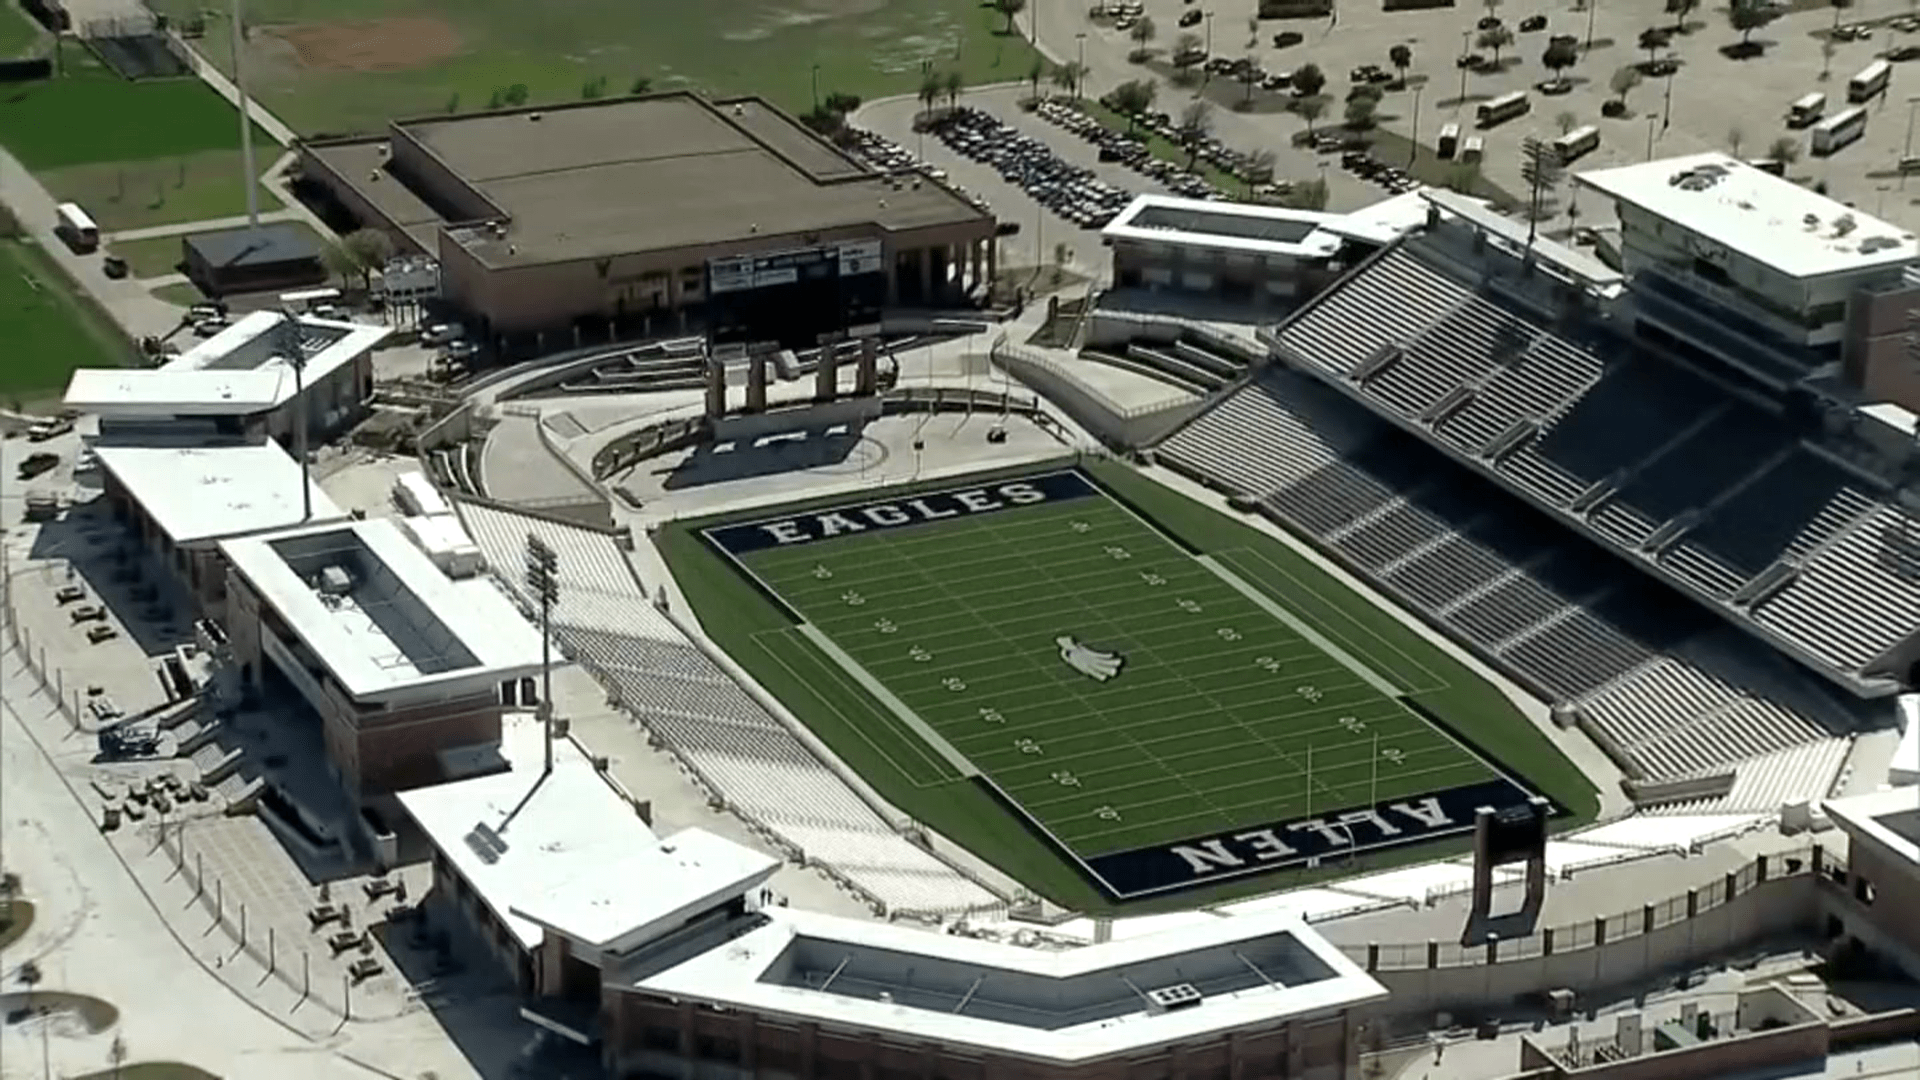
left=443, top=91, right=460, bottom=114
left=1052, top=60, right=1089, bottom=98
left=994, top=0, right=1028, bottom=35
left=17, top=959, right=40, bottom=1013
left=1296, top=96, right=1327, bottom=133
left=630, top=76, right=652, bottom=95
left=1728, top=0, right=1776, bottom=46
left=501, top=83, right=529, bottom=106
left=1389, top=44, right=1413, bottom=86
left=1639, top=27, right=1667, bottom=64
left=1831, top=0, right=1851, bottom=31
left=1292, top=61, right=1327, bottom=98
left=1244, top=147, right=1277, bottom=192
left=1129, top=15, right=1157, bottom=60
left=1177, top=100, right=1214, bottom=169
left=944, top=70, right=964, bottom=110
left=1477, top=26, right=1515, bottom=65
left=1609, top=65, right=1643, bottom=106
left=1173, top=31, right=1204, bottom=66
left=581, top=75, right=607, bottom=100
left=919, top=69, right=943, bottom=114
left=110, top=1034, right=128, bottom=1080
left=1543, top=39, right=1579, bottom=85
left=320, top=241, right=357, bottom=287
left=1345, top=96, right=1379, bottom=129
left=1727, top=124, right=1746, bottom=156
left=1668, top=0, right=1697, bottom=31
left=1239, top=54, right=1261, bottom=107
left=1768, top=134, right=1801, bottom=163
left=343, top=228, right=393, bottom=292
left=1519, top=136, right=1564, bottom=244
left=1288, top=178, right=1330, bottom=210
left=1556, top=109, right=1578, bottom=134
left=1111, top=79, right=1158, bottom=128
left=1027, top=56, right=1046, bottom=99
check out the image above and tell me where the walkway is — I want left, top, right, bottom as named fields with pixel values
left=106, top=207, right=303, bottom=243
left=0, top=145, right=190, bottom=342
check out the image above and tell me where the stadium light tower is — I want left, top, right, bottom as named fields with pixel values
left=230, top=0, right=259, bottom=227
left=275, top=310, right=311, bottom=520
left=524, top=534, right=561, bottom=777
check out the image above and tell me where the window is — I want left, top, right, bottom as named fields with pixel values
left=694, top=1035, right=740, bottom=1063
left=640, top=1025, right=680, bottom=1053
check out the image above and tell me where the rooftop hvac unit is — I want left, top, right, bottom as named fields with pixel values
left=1147, top=984, right=1204, bottom=1012
left=317, top=565, right=353, bottom=596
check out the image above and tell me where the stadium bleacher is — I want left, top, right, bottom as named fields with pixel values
left=1157, top=368, right=1856, bottom=807
left=455, top=501, right=1003, bottom=917
left=1268, top=236, right=1920, bottom=689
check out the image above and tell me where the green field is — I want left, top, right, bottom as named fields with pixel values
left=0, top=0, right=45, bottom=60
left=666, top=460, right=1597, bottom=909
left=0, top=238, right=134, bottom=398
left=146, top=0, right=1041, bottom=135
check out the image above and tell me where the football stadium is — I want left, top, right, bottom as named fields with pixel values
left=28, top=137, right=1920, bottom=1080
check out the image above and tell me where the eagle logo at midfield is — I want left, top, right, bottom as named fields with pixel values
left=1056, top=635, right=1124, bottom=682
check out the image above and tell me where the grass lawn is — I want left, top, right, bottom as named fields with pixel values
left=0, top=239, right=134, bottom=399
left=43, top=149, right=284, bottom=233
left=146, top=0, right=1041, bottom=135
left=70, top=1065, right=220, bottom=1080
left=663, top=460, right=1597, bottom=911
left=0, top=0, right=46, bottom=60
left=150, top=281, right=203, bottom=305
left=0, top=58, right=274, bottom=169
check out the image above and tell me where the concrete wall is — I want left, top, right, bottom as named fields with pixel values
left=294, top=141, right=432, bottom=256
left=1517, top=1021, right=1827, bottom=1080
left=1362, top=875, right=1822, bottom=1019
left=387, top=126, right=503, bottom=224
left=991, top=337, right=1204, bottom=450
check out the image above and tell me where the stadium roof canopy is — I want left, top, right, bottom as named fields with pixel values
left=1101, top=193, right=1345, bottom=260
left=619, top=906, right=1385, bottom=1065
left=219, top=517, right=544, bottom=701
left=1575, top=152, right=1920, bottom=280
left=93, top=441, right=344, bottom=546
left=305, top=93, right=990, bottom=268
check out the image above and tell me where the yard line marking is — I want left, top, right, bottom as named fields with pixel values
left=791, top=623, right=981, bottom=779
left=1198, top=553, right=1408, bottom=698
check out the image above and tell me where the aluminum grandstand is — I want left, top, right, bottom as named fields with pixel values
left=1155, top=164, right=1920, bottom=811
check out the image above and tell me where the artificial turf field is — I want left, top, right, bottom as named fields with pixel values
left=685, top=463, right=1590, bottom=904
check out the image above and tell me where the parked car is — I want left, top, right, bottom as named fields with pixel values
left=26, top=417, right=73, bottom=442
left=187, top=302, right=227, bottom=320
left=419, top=322, right=464, bottom=345
left=1519, top=14, right=1548, bottom=31
left=17, top=452, right=59, bottom=479
left=1477, top=15, right=1503, bottom=29
left=102, top=255, right=128, bottom=279
left=444, top=339, right=480, bottom=360
left=1272, top=31, right=1303, bottom=47
left=1890, top=44, right=1920, bottom=61
left=192, top=318, right=228, bottom=337
left=1179, top=9, right=1203, bottom=26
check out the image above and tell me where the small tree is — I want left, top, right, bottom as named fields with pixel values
left=1345, top=96, right=1379, bottom=129
left=1543, top=39, right=1579, bottom=86
left=320, top=241, right=357, bottom=286
left=630, top=76, right=652, bottom=95
left=1129, top=15, right=1157, bottom=60
left=1239, top=54, right=1261, bottom=107
left=1111, top=79, right=1157, bottom=128
left=994, top=0, right=1029, bottom=35
left=1556, top=109, right=1578, bottom=134
left=1177, top=100, right=1215, bottom=168
left=1639, top=27, right=1667, bottom=64
left=501, top=83, right=530, bottom=106
left=944, top=70, right=964, bottom=110
left=1173, top=31, right=1204, bottom=65
left=1831, top=0, right=1851, bottom=31
left=1478, top=26, right=1515, bottom=65
left=1728, top=0, right=1776, bottom=47
left=1609, top=66, right=1642, bottom=106
left=1296, top=96, right=1328, bottom=133
left=1668, top=0, right=1698, bottom=31
left=919, top=70, right=943, bottom=114
left=1288, top=177, right=1331, bottom=210
left=343, top=228, right=394, bottom=292
left=1389, top=44, right=1413, bottom=86
left=109, top=1034, right=128, bottom=1080
left=1519, top=136, right=1564, bottom=244
left=581, top=75, right=607, bottom=100
left=1244, top=147, right=1277, bottom=192
left=1727, top=124, right=1746, bottom=156
left=443, top=91, right=460, bottom=114
left=1051, top=61, right=1089, bottom=98
left=1768, top=135, right=1801, bottom=163
left=1291, top=61, right=1327, bottom=98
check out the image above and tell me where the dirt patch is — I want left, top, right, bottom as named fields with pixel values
left=263, top=17, right=463, bottom=73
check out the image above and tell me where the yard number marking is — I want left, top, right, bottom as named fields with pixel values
left=1015, top=738, right=1043, bottom=755
left=1140, top=571, right=1167, bottom=587
left=908, top=646, right=933, bottom=662
left=1216, top=627, right=1242, bottom=642
left=874, top=618, right=898, bottom=635
left=1051, top=770, right=1081, bottom=787
left=1381, top=747, right=1405, bottom=766
left=1071, top=520, right=1092, bottom=533
left=942, top=677, right=968, bottom=692
left=811, top=564, right=834, bottom=580
left=1296, top=684, right=1323, bottom=702
left=1177, top=598, right=1203, bottom=614
left=1339, top=715, right=1366, bottom=734
left=1255, top=655, right=1283, bottom=673
left=1104, top=545, right=1132, bottom=561
left=978, top=707, right=1006, bottom=725
left=841, top=591, right=866, bottom=607
left=1094, top=805, right=1121, bottom=821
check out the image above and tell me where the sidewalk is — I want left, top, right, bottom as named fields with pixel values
left=107, top=207, right=303, bottom=243
left=0, top=145, right=190, bottom=342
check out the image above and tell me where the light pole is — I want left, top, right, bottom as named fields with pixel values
left=1077, top=32, right=1087, bottom=73
left=1662, top=54, right=1676, bottom=132
left=276, top=311, right=311, bottom=521
left=1903, top=94, right=1920, bottom=187
left=1645, top=113, right=1658, bottom=160
left=1585, top=0, right=1598, bottom=51
left=1408, top=81, right=1425, bottom=167
left=524, top=534, right=560, bottom=777
left=1457, top=29, right=1471, bottom=112
left=230, top=0, right=259, bottom=227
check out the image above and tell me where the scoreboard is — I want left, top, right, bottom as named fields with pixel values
left=706, top=240, right=885, bottom=347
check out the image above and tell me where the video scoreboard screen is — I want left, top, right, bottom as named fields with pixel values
left=707, top=241, right=884, bottom=347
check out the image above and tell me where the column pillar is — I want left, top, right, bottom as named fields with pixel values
left=814, top=341, right=839, bottom=402
left=746, top=349, right=769, bottom=412
left=704, top=354, right=727, bottom=419
left=856, top=336, right=879, bottom=396
left=918, top=247, right=933, bottom=303
left=887, top=252, right=902, bottom=306
left=986, top=236, right=997, bottom=288
left=969, top=240, right=983, bottom=294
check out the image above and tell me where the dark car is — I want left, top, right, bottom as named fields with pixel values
left=1891, top=44, right=1920, bottom=61
left=1477, top=15, right=1503, bottom=29
left=1272, top=30, right=1303, bottom=47
left=1179, top=9, right=1202, bottom=27
left=1457, top=51, right=1486, bottom=69
left=18, top=453, right=59, bottom=480
left=102, top=255, right=128, bottom=279
left=1519, top=14, right=1548, bottom=31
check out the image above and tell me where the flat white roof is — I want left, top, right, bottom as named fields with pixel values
left=400, top=513, right=481, bottom=556
left=1421, top=187, right=1626, bottom=295
left=65, top=311, right=388, bottom=417
left=218, top=516, right=545, bottom=700
left=1823, top=786, right=1920, bottom=866
left=397, top=717, right=778, bottom=951
left=626, top=907, right=1386, bottom=1064
left=1321, top=188, right=1451, bottom=246
left=1101, top=193, right=1345, bottom=260
left=94, top=441, right=344, bottom=545
left=1576, top=152, right=1920, bottom=279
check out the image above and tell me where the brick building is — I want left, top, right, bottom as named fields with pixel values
left=219, top=517, right=546, bottom=798
left=296, top=93, right=997, bottom=344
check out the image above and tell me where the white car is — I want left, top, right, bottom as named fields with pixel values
left=419, top=322, right=464, bottom=345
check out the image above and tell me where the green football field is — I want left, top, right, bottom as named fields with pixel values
left=698, top=466, right=1560, bottom=900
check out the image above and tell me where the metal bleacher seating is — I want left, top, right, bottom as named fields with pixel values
left=455, top=501, right=1002, bottom=917
left=1269, top=233, right=1920, bottom=688
left=1156, top=369, right=1853, bottom=807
